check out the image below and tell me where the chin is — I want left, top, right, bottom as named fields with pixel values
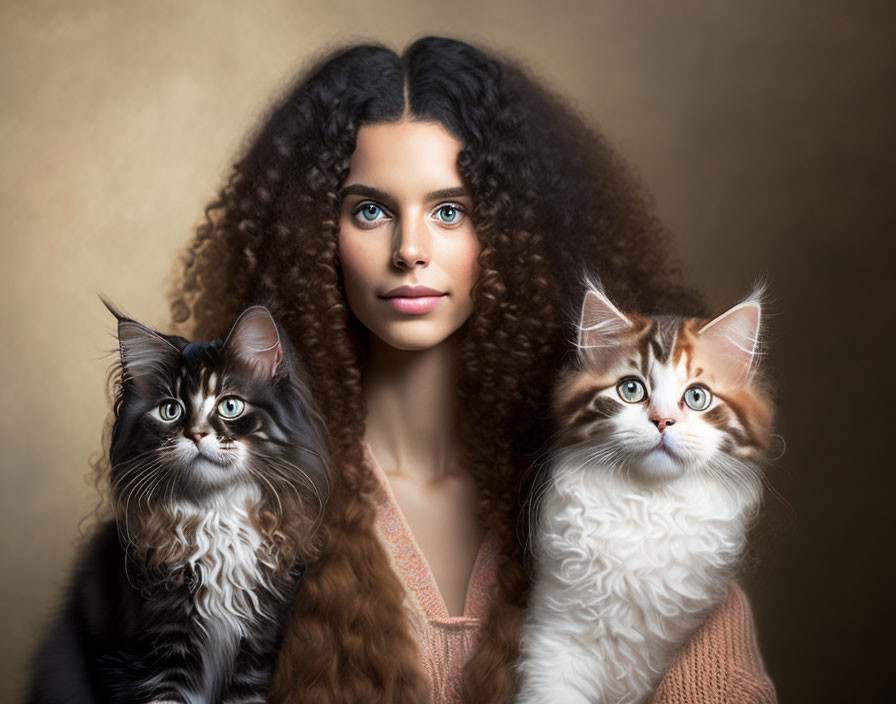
left=186, top=457, right=243, bottom=490
left=375, top=334, right=444, bottom=351
left=372, top=319, right=466, bottom=351
left=633, top=449, right=686, bottom=483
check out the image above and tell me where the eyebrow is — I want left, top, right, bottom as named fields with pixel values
left=339, top=184, right=468, bottom=202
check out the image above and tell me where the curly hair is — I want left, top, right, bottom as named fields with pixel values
left=169, top=36, right=704, bottom=704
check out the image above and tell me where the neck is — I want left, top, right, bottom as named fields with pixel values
left=362, top=334, right=462, bottom=484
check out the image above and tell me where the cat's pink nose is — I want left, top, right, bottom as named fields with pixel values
left=651, top=417, right=676, bottom=432
left=190, top=431, right=209, bottom=445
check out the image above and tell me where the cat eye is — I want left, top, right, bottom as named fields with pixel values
left=683, top=385, right=713, bottom=411
left=157, top=400, right=183, bottom=422
left=217, top=396, right=246, bottom=419
left=617, top=378, right=647, bottom=403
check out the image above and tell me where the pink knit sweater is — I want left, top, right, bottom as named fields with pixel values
left=365, top=446, right=777, bottom=703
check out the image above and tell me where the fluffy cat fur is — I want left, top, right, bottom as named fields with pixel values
left=515, top=281, right=772, bottom=704
left=27, top=305, right=331, bottom=703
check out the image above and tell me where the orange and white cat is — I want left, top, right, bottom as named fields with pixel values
left=515, top=280, right=773, bottom=704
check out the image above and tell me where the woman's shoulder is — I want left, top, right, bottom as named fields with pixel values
left=652, top=583, right=777, bottom=704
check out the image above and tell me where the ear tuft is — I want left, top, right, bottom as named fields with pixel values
left=99, top=295, right=126, bottom=323
left=223, top=306, right=283, bottom=382
left=576, top=276, right=633, bottom=352
left=697, top=288, right=764, bottom=386
left=114, top=314, right=180, bottom=384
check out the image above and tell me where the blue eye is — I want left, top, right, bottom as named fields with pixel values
left=354, top=203, right=387, bottom=223
left=683, top=385, right=712, bottom=411
left=157, top=400, right=182, bottom=422
left=617, top=378, right=647, bottom=403
left=435, top=204, right=463, bottom=225
left=217, top=396, right=245, bottom=419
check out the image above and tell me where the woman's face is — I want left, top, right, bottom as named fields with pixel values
left=338, top=121, right=481, bottom=351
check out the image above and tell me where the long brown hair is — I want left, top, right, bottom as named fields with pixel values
left=169, top=36, right=703, bottom=704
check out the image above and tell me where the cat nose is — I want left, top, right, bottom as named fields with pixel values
left=190, top=431, right=209, bottom=445
left=650, top=417, right=676, bottom=432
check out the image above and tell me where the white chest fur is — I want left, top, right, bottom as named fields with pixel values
left=169, top=485, right=276, bottom=695
left=515, top=448, right=758, bottom=704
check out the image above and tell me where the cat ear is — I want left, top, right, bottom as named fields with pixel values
left=697, top=288, right=763, bottom=386
left=103, top=300, right=180, bottom=384
left=576, top=281, right=633, bottom=353
left=223, top=306, right=283, bottom=382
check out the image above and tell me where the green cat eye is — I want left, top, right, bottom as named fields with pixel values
left=158, top=401, right=182, bottom=422
left=217, top=396, right=246, bottom=419
left=617, top=378, right=647, bottom=403
left=683, top=385, right=712, bottom=411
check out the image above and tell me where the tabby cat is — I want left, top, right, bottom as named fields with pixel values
left=515, top=281, right=773, bottom=704
left=28, top=305, right=331, bottom=703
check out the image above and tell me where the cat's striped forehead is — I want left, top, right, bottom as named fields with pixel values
left=558, top=317, right=676, bottom=422
left=592, top=314, right=703, bottom=385
left=173, top=363, right=225, bottom=403
left=631, top=316, right=689, bottom=372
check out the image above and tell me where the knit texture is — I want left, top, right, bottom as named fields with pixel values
left=651, top=584, right=777, bottom=704
left=367, top=444, right=500, bottom=702
left=365, top=445, right=777, bottom=703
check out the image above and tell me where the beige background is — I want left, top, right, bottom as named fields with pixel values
left=2, top=1, right=892, bottom=701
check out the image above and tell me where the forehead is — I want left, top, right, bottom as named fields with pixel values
left=639, top=317, right=682, bottom=367
left=637, top=319, right=716, bottom=390
left=169, top=341, right=224, bottom=385
left=601, top=317, right=696, bottom=382
left=346, top=121, right=463, bottom=194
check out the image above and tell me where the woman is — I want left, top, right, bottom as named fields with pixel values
left=171, top=36, right=775, bottom=704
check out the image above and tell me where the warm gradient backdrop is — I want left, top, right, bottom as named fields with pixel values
left=2, top=1, right=892, bottom=702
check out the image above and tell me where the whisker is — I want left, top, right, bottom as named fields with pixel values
left=248, top=450, right=326, bottom=511
left=247, top=464, right=286, bottom=518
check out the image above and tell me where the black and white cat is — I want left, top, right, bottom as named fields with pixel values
left=515, top=282, right=773, bottom=704
left=28, top=305, right=331, bottom=703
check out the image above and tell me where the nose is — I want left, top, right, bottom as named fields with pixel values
left=392, top=216, right=430, bottom=270
left=650, top=417, right=676, bottom=432
left=190, top=431, right=209, bottom=445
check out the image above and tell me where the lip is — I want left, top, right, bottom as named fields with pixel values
left=380, top=285, right=447, bottom=315
left=382, top=285, right=446, bottom=298
left=382, top=296, right=444, bottom=314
